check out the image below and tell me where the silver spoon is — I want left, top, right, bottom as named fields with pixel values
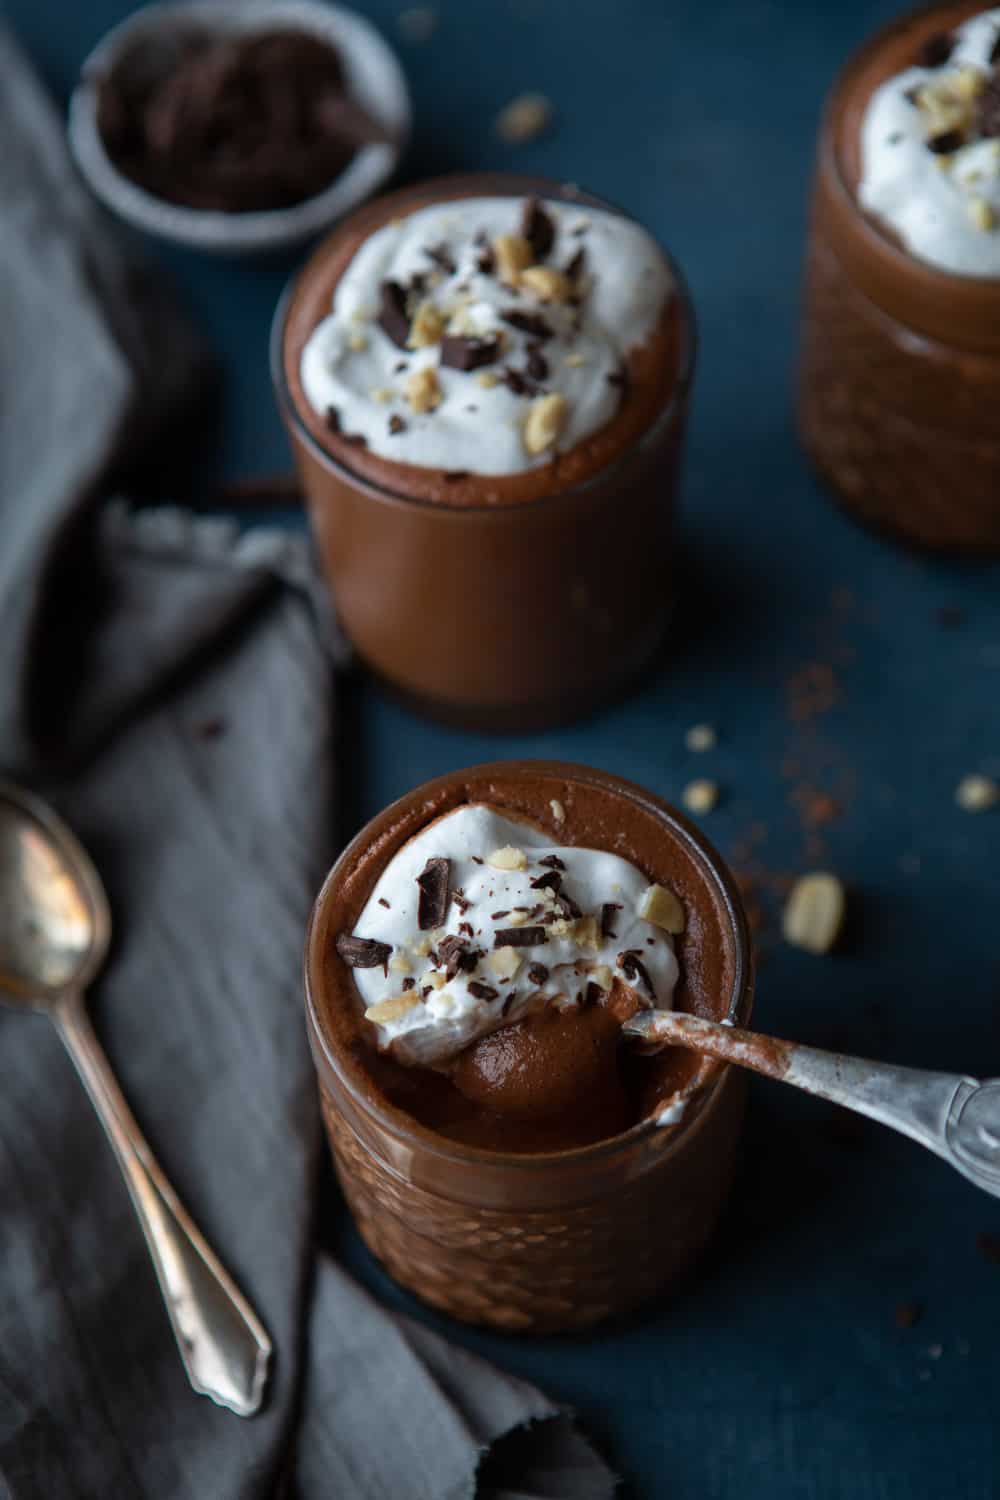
left=624, top=1009, right=1000, bottom=1199
left=0, top=780, right=271, bottom=1416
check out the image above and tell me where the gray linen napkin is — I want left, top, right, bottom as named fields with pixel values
left=0, top=27, right=616, bottom=1500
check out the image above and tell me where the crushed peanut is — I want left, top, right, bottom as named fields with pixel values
left=476, top=370, right=500, bottom=389
left=348, top=331, right=369, bottom=353
left=427, top=971, right=446, bottom=989
left=638, top=883, right=685, bottom=935
left=782, top=873, right=846, bottom=955
left=955, top=773, right=998, bottom=811
left=967, top=197, right=996, bottom=232
left=406, top=366, right=442, bottom=413
left=574, top=915, right=601, bottom=951
left=493, top=233, right=533, bottom=285
left=365, top=993, right=419, bottom=1023
left=550, top=799, right=566, bottom=823
left=369, top=386, right=395, bottom=403
left=389, top=955, right=412, bottom=974
left=494, top=92, right=552, bottom=144
left=487, top=845, right=528, bottom=870
left=408, top=301, right=446, bottom=348
left=591, top=964, right=613, bottom=991
left=523, top=392, right=568, bottom=455
left=520, top=266, right=574, bottom=302
left=504, top=909, right=529, bottom=927
left=488, top=946, right=522, bottom=981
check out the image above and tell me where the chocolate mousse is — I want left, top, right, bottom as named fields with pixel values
left=305, top=762, right=753, bottom=1331
left=274, top=174, right=695, bottom=727
left=799, top=3, right=1000, bottom=551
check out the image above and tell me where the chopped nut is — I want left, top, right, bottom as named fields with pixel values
left=955, top=773, right=998, bottom=811
left=564, top=351, right=588, bottom=367
left=683, top=779, right=719, bottom=814
left=488, top=946, right=522, bottom=981
left=413, top=936, right=432, bottom=957
left=547, top=918, right=574, bottom=939
left=494, top=92, right=552, bottom=144
left=389, top=955, right=412, bottom=974
left=591, top=964, right=613, bottom=991
left=369, top=386, right=395, bottom=403
left=348, top=331, right=369, bottom=353
left=429, top=991, right=454, bottom=1014
left=493, top=233, right=533, bottom=285
left=782, top=873, right=846, bottom=955
left=520, top=266, right=573, bottom=302
left=487, top=845, right=527, bottom=870
left=365, top=993, right=419, bottom=1023
left=408, top=301, right=446, bottom=348
left=406, top=366, right=443, bottom=413
left=476, top=370, right=500, bottom=389
left=638, top=883, right=685, bottom=935
left=967, top=197, right=996, bottom=232
left=504, top=909, right=529, bottom=927
left=550, top=798, right=566, bottom=823
left=574, top=915, right=601, bottom=950
left=523, top=392, right=568, bottom=455
left=952, top=65, right=986, bottom=104
left=426, top=971, right=446, bottom=990
left=685, top=723, right=717, bottom=752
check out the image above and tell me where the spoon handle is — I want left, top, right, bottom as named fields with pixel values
left=624, top=1011, right=1000, bottom=1200
left=53, top=991, right=271, bottom=1416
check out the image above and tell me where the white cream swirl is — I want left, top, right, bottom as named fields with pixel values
left=340, top=804, right=681, bottom=1065
left=859, top=8, right=1000, bottom=275
left=300, top=195, right=672, bottom=473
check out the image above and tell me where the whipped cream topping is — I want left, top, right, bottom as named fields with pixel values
left=859, top=9, right=1000, bottom=275
left=338, top=803, right=681, bottom=1065
left=300, top=195, right=672, bottom=474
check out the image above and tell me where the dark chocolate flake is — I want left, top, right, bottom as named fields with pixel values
left=424, top=242, right=457, bottom=275
left=471, top=855, right=484, bottom=865
left=584, top=981, right=604, bottom=1008
left=501, top=993, right=516, bottom=1016
left=500, top=308, right=553, bottom=340
left=416, top=856, right=450, bottom=930
left=530, top=870, right=562, bottom=892
left=468, top=981, right=499, bottom=1001
left=502, top=366, right=532, bottom=397
left=438, top=934, right=482, bottom=978
left=527, top=963, right=550, bottom=985
left=377, top=279, right=410, bottom=347
left=491, top=910, right=510, bottom=919
left=618, top=948, right=655, bottom=997
left=927, top=128, right=964, bottom=154
left=388, top=413, right=407, bottom=435
left=476, top=244, right=496, bottom=275
left=600, top=902, right=622, bottom=939
left=552, top=892, right=582, bottom=921
left=521, top=196, right=555, bottom=260
left=453, top=888, right=470, bottom=913
left=539, top=855, right=565, bottom=871
left=565, top=246, right=586, bottom=281
left=336, top=933, right=392, bottom=972
left=402, top=976, right=416, bottom=992
left=494, top=925, right=547, bottom=948
left=918, top=30, right=954, bottom=68
left=975, top=75, right=1000, bottom=139
left=440, top=333, right=501, bottom=371
left=525, top=346, right=549, bottom=381
left=378, top=897, right=391, bottom=909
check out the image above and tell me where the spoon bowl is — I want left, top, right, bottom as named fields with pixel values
left=0, top=781, right=109, bottom=1004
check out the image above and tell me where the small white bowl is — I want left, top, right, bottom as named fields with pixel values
left=68, top=0, right=411, bottom=256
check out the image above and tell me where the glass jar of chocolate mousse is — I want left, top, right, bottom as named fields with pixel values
left=273, top=174, right=694, bottom=728
left=799, top=2, right=1000, bottom=552
left=304, top=762, right=753, bottom=1334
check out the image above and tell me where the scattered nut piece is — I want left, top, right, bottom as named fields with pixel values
left=683, top=779, right=719, bottom=814
left=429, top=991, right=454, bottom=1014
left=564, top=352, right=588, bottom=367
left=574, top=915, right=601, bottom=950
left=365, top=994, right=419, bottom=1023
left=370, top=386, right=395, bottom=403
left=494, top=91, right=552, bottom=144
left=638, top=883, right=685, bottom=935
left=476, top=370, right=499, bottom=389
left=487, top=845, right=528, bottom=870
left=547, top=918, right=574, bottom=939
left=952, top=65, right=986, bottom=103
left=955, top=773, right=998, bottom=811
left=488, top=946, right=522, bottom=981
left=406, top=366, right=442, bottom=413
left=413, top=936, right=432, bottom=957
left=550, top=798, right=566, bottom=823
left=523, top=392, right=568, bottom=455
left=350, top=307, right=371, bottom=324
left=348, top=331, right=369, bottom=353
left=408, top=301, right=446, bottom=348
left=967, top=196, right=996, bottom=232
left=426, top=971, right=446, bottom=990
left=493, top=233, right=533, bottom=285
left=520, top=266, right=573, bottom=302
left=591, top=964, right=613, bottom=991
left=389, top=955, right=412, bottom=974
left=504, top=909, right=529, bottom=927
left=782, top=873, right=846, bottom=955
left=685, top=723, right=717, bottom=752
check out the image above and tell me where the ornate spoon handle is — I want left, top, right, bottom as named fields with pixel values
left=624, top=1011, right=1000, bottom=1200
left=54, top=991, right=272, bottom=1415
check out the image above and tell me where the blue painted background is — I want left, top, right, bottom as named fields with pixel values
left=9, top=1, right=999, bottom=1494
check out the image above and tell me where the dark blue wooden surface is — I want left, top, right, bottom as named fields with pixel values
left=10, top=1, right=1000, bottom=1494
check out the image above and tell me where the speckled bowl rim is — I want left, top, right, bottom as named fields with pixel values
left=270, top=172, right=698, bottom=512
left=68, top=0, right=411, bottom=256
left=304, top=760, right=754, bottom=1173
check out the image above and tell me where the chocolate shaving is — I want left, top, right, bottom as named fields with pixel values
left=501, top=994, right=516, bottom=1016
left=336, top=933, right=392, bottom=973
left=401, top=976, right=416, bottom=992
left=552, top=892, right=582, bottom=921
left=378, top=897, right=391, bottom=909
left=440, top=333, right=501, bottom=370
left=539, top=855, right=565, bottom=871
left=530, top=870, right=562, bottom=892
left=502, top=366, right=534, bottom=397
left=388, top=413, right=407, bottom=435
left=564, top=246, right=586, bottom=281
left=521, top=197, right=555, bottom=260
left=500, top=309, right=553, bottom=340
left=491, top=910, right=510, bottom=919
left=325, top=407, right=342, bottom=432
left=927, top=128, right=963, bottom=154
left=416, top=856, right=450, bottom=929
left=394, top=360, right=409, bottom=373
left=421, top=985, right=432, bottom=998
left=437, top=935, right=482, bottom=979
left=459, top=920, right=474, bottom=936
left=377, top=279, right=410, bottom=347
left=525, top=345, right=549, bottom=381
left=471, top=855, right=484, bottom=865
left=424, top=242, right=457, bottom=275
left=584, top=981, right=604, bottom=1008
left=494, top=926, right=547, bottom=948
left=600, top=902, right=621, bottom=939
left=468, top=981, right=499, bottom=1001
left=453, top=889, right=470, bottom=913
left=527, top=963, right=550, bottom=985
left=618, top=948, right=654, bottom=997
left=918, top=31, right=954, bottom=68
left=476, top=244, right=496, bottom=275
left=975, top=75, right=1000, bottom=139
